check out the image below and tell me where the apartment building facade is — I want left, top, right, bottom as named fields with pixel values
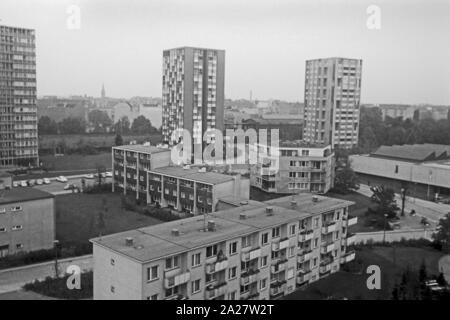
left=251, top=142, right=334, bottom=194
left=91, top=193, right=357, bottom=300
left=147, top=166, right=249, bottom=214
left=162, top=47, right=225, bottom=147
left=0, top=188, right=55, bottom=257
left=0, top=25, right=39, bottom=168
left=303, top=57, right=362, bottom=149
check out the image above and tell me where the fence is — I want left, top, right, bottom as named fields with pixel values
left=355, top=228, right=436, bottom=244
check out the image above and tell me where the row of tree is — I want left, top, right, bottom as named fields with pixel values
left=38, top=112, right=159, bottom=136
left=358, top=106, right=450, bottom=153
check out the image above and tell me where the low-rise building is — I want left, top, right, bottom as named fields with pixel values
left=147, top=166, right=249, bottom=214
left=350, top=144, right=450, bottom=200
left=112, top=145, right=172, bottom=201
left=0, top=188, right=55, bottom=257
left=91, top=193, right=356, bottom=300
left=251, top=142, right=334, bottom=194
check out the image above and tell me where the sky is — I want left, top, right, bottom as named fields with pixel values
left=1, top=0, right=449, bottom=104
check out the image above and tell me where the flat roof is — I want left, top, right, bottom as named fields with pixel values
left=0, top=188, right=54, bottom=205
left=90, top=194, right=354, bottom=263
left=149, top=166, right=236, bottom=185
left=113, top=145, right=170, bottom=154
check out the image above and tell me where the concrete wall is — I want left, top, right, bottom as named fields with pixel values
left=93, top=244, right=143, bottom=300
left=0, top=197, right=55, bottom=256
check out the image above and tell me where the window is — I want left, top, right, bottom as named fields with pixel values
left=206, top=244, right=218, bottom=258
left=229, top=241, right=238, bottom=255
left=12, top=225, right=22, bottom=231
left=11, top=206, right=22, bottom=212
left=314, top=238, right=319, bottom=248
left=241, top=235, right=251, bottom=248
left=313, top=258, right=318, bottom=267
left=165, top=256, right=180, bottom=270
left=272, top=227, right=280, bottom=238
left=260, top=256, right=268, bottom=268
left=191, top=253, right=201, bottom=267
left=110, top=286, right=115, bottom=293
left=314, top=217, right=320, bottom=228
left=16, top=244, right=23, bottom=249
left=287, top=267, right=294, bottom=280
left=0, top=208, right=5, bottom=214
left=148, top=294, right=158, bottom=300
left=228, top=266, right=237, bottom=280
left=289, top=224, right=296, bottom=236
left=301, top=150, right=309, bottom=156
left=228, top=291, right=237, bottom=300
left=288, top=246, right=295, bottom=257
left=395, top=165, right=399, bottom=174
left=181, top=192, right=185, bottom=199
left=165, top=286, right=179, bottom=298
left=147, top=265, right=159, bottom=282
left=261, top=232, right=269, bottom=246
left=260, top=278, right=268, bottom=290
left=191, top=279, right=201, bottom=294
left=110, top=259, right=115, bottom=266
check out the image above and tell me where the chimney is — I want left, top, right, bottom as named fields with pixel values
left=125, top=237, right=134, bottom=246
left=239, top=212, right=247, bottom=220
left=207, top=220, right=216, bottom=232
left=266, top=206, right=274, bottom=215
left=171, top=228, right=180, bottom=236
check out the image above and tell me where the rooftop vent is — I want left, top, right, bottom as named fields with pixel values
left=240, top=200, right=249, bottom=205
left=207, top=220, right=216, bottom=232
left=171, top=228, right=180, bottom=236
left=198, top=167, right=207, bottom=173
left=312, top=195, right=319, bottom=202
left=290, top=200, right=297, bottom=207
left=266, top=206, right=274, bottom=215
left=125, top=237, right=134, bottom=246
left=239, top=212, right=247, bottom=220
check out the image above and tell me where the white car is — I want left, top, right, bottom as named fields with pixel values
left=56, top=176, right=68, bottom=183
left=105, top=172, right=112, bottom=178
left=36, top=179, right=44, bottom=185
left=20, top=180, right=28, bottom=187
left=43, top=178, right=51, bottom=184
left=84, top=174, right=94, bottom=179
left=13, top=181, right=20, bottom=188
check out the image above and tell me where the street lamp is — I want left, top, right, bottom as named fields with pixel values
left=53, top=240, right=60, bottom=278
left=383, top=214, right=388, bottom=244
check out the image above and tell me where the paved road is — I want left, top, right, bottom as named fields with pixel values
left=357, top=184, right=449, bottom=224
left=0, top=255, right=92, bottom=294
left=14, top=176, right=111, bottom=195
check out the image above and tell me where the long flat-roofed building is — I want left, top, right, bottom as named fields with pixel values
left=0, top=188, right=55, bottom=257
left=91, top=193, right=357, bottom=300
left=147, top=166, right=249, bottom=214
left=251, top=141, right=334, bottom=194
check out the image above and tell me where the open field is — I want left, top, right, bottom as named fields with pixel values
left=284, top=246, right=444, bottom=300
left=56, top=192, right=162, bottom=246
left=40, top=153, right=111, bottom=171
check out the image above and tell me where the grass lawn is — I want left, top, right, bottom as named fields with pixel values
left=326, top=191, right=377, bottom=232
left=56, top=192, right=162, bottom=246
left=283, top=246, right=444, bottom=300
left=40, top=152, right=112, bottom=172
left=249, top=187, right=290, bottom=202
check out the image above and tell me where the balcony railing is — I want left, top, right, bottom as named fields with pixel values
left=340, top=250, right=356, bottom=264
left=205, top=281, right=227, bottom=300
left=241, top=247, right=262, bottom=262
left=346, top=215, right=358, bottom=226
left=297, top=250, right=313, bottom=263
left=164, top=271, right=191, bottom=289
left=269, top=280, right=287, bottom=298
left=240, top=269, right=260, bottom=286
left=205, top=257, right=228, bottom=274
left=272, top=238, right=289, bottom=252
left=321, top=222, right=336, bottom=234
left=320, top=242, right=335, bottom=254
left=346, top=233, right=356, bottom=246
left=270, top=259, right=287, bottom=274
left=298, top=230, right=314, bottom=242
left=296, top=270, right=311, bottom=285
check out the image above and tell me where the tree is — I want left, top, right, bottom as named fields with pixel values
left=38, top=116, right=58, bottom=135
left=333, top=159, right=360, bottom=194
left=115, top=133, right=123, bottom=146
left=370, top=185, right=399, bottom=219
left=88, top=110, right=112, bottom=133
left=58, top=117, right=86, bottom=134
left=432, top=212, right=450, bottom=253
left=131, top=115, right=157, bottom=135
left=96, top=197, right=108, bottom=237
left=114, top=116, right=130, bottom=134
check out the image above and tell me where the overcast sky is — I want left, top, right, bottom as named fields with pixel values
left=1, top=0, right=449, bottom=104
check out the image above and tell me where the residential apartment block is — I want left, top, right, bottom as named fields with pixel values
left=303, top=57, right=362, bottom=149
left=162, top=47, right=225, bottom=147
left=0, top=188, right=55, bottom=257
left=0, top=25, right=39, bottom=168
left=91, top=193, right=357, bottom=300
left=112, top=145, right=172, bottom=201
left=251, top=142, right=334, bottom=194
left=147, top=166, right=249, bottom=214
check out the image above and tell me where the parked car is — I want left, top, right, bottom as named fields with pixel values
left=56, top=176, right=68, bottom=183
left=36, top=179, right=44, bottom=185
left=84, top=174, right=94, bottom=179
left=64, top=183, right=78, bottom=191
left=105, top=172, right=112, bottom=178
left=13, top=181, right=20, bottom=188
left=43, top=178, right=51, bottom=184
left=20, top=180, right=28, bottom=187
left=28, top=179, right=36, bottom=187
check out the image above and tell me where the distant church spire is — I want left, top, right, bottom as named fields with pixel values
left=101, top=83, right=106, bottom=99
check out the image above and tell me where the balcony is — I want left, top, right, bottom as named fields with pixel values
left=205, top=258, right=228, bottom=274
left=240, top=269, right=260, bottom=286
left=320, top=242, right=335, bottom=254
left=346, top=233, right=356, bottom=246
left=164, top=271, right=191, bottom=289
left=241, top=247, right=261, bottom=262
left=241, top=291, right=260, bottom=300
left=272, top=238, right=289, bottom=252
left=347, top=215, right=358, bottom=226
left=298, top=230, right=314, bottom=242
left=340, top=251, right=356, bottom=264
left=296, top=270, right=311, bottom=285
left=269, top=280, right=287, bottom=298
left=270, top=259, right=287, bottom=274
left=297, top=250, right=312, bottom=263
left=205, top=282, right=228, bottom=300
left=165, top=294, right=188, bottom=300
left=321, top=222, right=336, bottom=234
left=319, top=263, right=332, bottom=275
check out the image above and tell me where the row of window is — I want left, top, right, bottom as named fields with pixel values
left=0, top=206, right=22, bottom=214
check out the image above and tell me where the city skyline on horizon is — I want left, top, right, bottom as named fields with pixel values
left=1, top=0, right=449, bottom=106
